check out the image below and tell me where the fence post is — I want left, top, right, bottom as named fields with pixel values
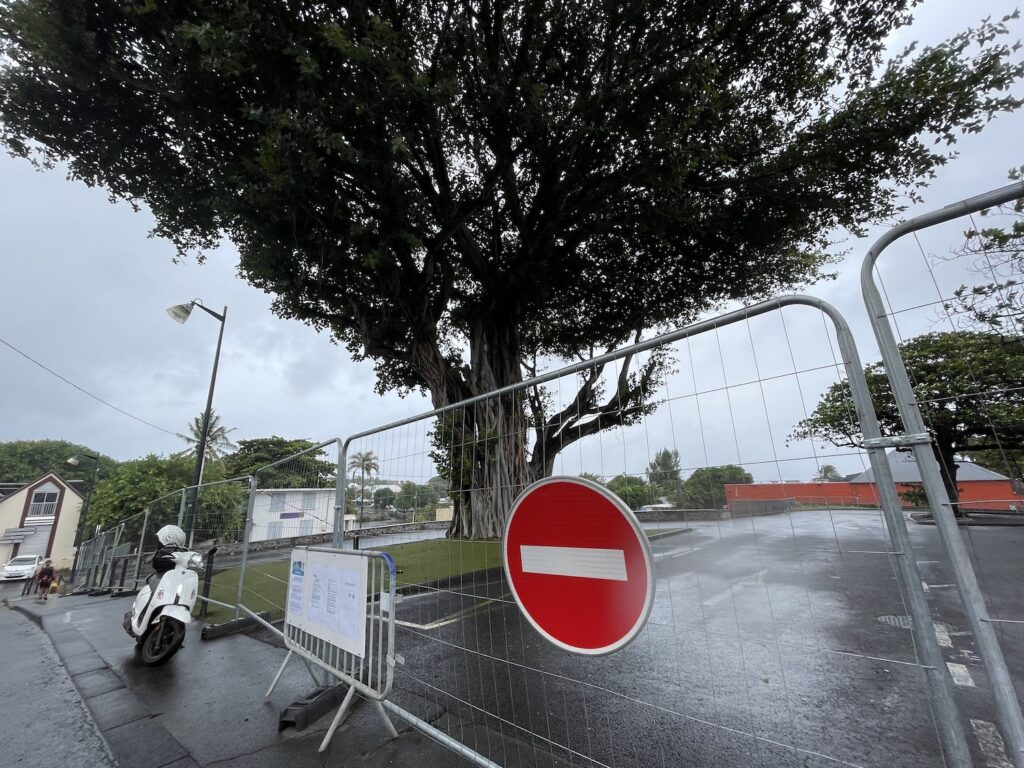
left=200, top=547, right=218, bottom=619
left=177, top=489, right=187, bottom=528
left=829, top=305, right=973, bottom=768
left=862, top=182, right=1024, bottom=768
left=334, top=439, right=347, bottom=549
left=234, top=475, right=258, bottom=620
left=133, top=507, right=150, bottom=590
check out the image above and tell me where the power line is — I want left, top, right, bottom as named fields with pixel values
left=0, top=335, right=183, bottom=438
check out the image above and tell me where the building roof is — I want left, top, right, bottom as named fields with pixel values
left=0, top=472, right=86, bottom=501
left=849, top=451, right=1009, bottom=484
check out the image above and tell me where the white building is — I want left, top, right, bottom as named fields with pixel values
left=250, top=487, right=338, bottom=543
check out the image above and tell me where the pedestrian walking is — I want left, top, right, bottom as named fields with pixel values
left=36, top=560, right=55, bottom=602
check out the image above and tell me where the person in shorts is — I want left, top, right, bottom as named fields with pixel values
left=36, top=559, right=55, bottom=601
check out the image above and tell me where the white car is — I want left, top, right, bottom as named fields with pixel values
left=2, top=555, right=42, bottom=580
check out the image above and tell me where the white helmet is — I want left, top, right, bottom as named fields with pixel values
left=156, top=525, right=186, bottom=548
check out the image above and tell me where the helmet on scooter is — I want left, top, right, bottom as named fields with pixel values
left=156, top=525, right=186, bottom=548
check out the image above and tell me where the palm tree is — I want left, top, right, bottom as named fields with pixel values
left=812, top=464, right=842, bottom=482
left=178, top=409, right=238, bottom=464
left=347, top=451, right=379, bottom=519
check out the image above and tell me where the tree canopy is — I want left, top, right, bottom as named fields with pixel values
left=793, top=331, right=1024, bottom=507
left=681, top=465, right=753, bottom=509
left=86, top=453, right=245, bottom=535
left=0, top=439, right=117, bottom=483
left=177, top=410, right=238, bottom=463
left=944, top=171, right=1024, bottom=335
left=812, top=464, right=843, bottom=482
left=222, top=436, right=334, bottom=489
left=647, top=448, right=682, bottom=493
left=3, top=1, right=1022, bottom=536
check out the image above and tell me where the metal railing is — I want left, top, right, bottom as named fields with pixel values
left=329, top=295, right=969, bottom=768
left=861, top=180, right=1024, bottom=768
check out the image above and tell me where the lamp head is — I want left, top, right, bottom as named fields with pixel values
left=166, top=302, right=195, bottom=324
left=66, top=455, right=81, bottom=466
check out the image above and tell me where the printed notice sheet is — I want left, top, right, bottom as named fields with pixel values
left=285, top=550, right=307, bottom=631
left=284, top=548, right=368, bottom=657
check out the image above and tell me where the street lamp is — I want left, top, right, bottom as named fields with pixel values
left=168, top=299, right=227, bottom=546
left=67, top=451, right=100, bottom=583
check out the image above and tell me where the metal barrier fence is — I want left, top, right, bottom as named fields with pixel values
left=73, top=524, right=122, bottom=593
left=329, top=296, right=969, bottom=768
left=259, top=546, right=398, bottom=752
left=861, top=181, right=1024, bottom=768
left=227, top=441, right=342, bottom=624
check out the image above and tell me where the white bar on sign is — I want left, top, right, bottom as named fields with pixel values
left=520, top=545, right=628, bottom=581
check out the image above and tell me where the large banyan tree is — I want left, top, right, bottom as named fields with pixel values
left=2, top=1, right=1021, bottom=536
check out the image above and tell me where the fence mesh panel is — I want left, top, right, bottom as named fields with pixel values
left=229, top=441, right=341, bottom=625
left=338, top=304, right=950, bottom=768
left=870, top=200, right=1024, bottom=763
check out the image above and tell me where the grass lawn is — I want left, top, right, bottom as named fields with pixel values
left=203, top=538, right=501, bottom=624
left=203, top=529, right=672, bottom=625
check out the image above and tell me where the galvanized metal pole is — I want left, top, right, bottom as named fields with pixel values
left=177, top=489, right=187, bottom=527
left=830, top=307, right=973, bottom=768
left=133, top=507, right=149, bottom=590
left=861, top=181, right=1024, bottom=768
left=334, top=440, right=348, bottom=549
left=235, top=474, right=258, bottom=620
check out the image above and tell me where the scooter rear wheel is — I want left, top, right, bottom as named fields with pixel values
left=140, top=618, right=186, bottom=665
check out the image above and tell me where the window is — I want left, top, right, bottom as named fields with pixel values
left=28, top=490, right=58, bottom=518
left=301, top=492, right=317, bottom=511
left=267, top=521, right=284, bottom=540
left=299, top=518, right=314, bottom=537
left=269, top=495, right=286, bottom=514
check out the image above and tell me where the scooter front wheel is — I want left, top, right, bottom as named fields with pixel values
left=140, top=618, right=186, bottom=666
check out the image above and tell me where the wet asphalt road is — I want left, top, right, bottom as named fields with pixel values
left=0, top=602, right=114, bottom=768
left=386, top=511, right=1023, bottom=767
left=4, top=511, right=1021, bottom=768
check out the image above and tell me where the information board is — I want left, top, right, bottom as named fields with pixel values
left=285, top=548, right=368, bottom=657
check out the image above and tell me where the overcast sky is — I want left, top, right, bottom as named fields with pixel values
left=2, top=0, right=1022, bottom=485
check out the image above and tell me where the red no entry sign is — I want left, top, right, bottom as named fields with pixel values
left=503, top=476, right=655, bottom=655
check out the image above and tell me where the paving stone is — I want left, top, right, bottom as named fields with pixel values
left=74, top=667, right=124, bottom=699
left=63, top=651, right=107, bottom=676
left=54, top=638, right=93, bottom=660
left=87, top=687, right=149, bottom=731
left=103, top=717, right=188, bottom=768
left=159, top=758, right=202, bottom=768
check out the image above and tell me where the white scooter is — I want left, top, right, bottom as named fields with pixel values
left=123, top=548, right=206, bottom=665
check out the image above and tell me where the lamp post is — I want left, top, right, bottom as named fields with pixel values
left=67, top=451, right=100, bottom=583
left=167, top=299, right=227, bottom=546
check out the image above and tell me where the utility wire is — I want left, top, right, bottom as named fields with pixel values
left=0, top=335, right=183, bottom=438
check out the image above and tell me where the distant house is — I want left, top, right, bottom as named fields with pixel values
left=0, top=472, right=85, bottom=569
left=249, top=487, right=338, bottom=543
left=725, top=451, right=1022, bottom=513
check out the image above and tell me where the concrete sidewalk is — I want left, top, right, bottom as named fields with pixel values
left=8, top=592, right=474, bottom=768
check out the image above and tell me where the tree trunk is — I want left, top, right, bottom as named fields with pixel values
left=935, top=445, right=962, bottom=518
left=441, top=393, right=531, bottom=539
left=412, top=315, right=536, bottom=539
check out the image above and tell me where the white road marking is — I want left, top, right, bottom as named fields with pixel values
left=701, top=570, right=767, bottom=607
left=970, top=719, right=1013, bottom=768
left=928, top=583, right=957, bottom=590
left=934, top=625, right=952, bottom=648
left=395, top=596, right=506, bottom=631
left=921, top=580, right=930, bottom=592
left=520, top=545, right=627, bottom=581
left=947, top=662, right=976, bottom=687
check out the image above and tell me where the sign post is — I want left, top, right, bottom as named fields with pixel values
left=502, top=476, right=655, bottom=655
